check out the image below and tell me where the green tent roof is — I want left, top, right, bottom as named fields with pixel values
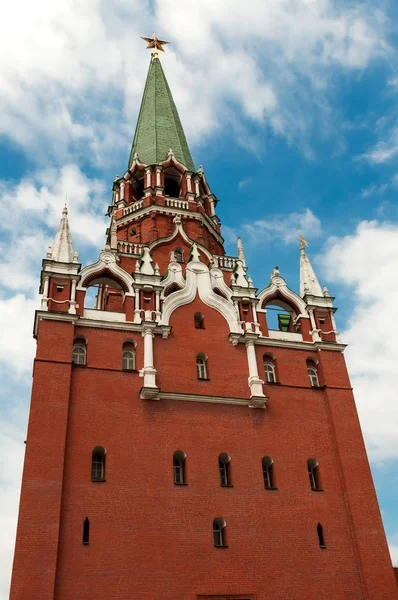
left=128, top=57, right=195, bottom=172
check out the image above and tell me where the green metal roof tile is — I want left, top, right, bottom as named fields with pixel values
left=128, top=57, right=195, bottom=172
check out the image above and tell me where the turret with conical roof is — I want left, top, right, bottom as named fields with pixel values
left=128, top=56, right=195, bottom=172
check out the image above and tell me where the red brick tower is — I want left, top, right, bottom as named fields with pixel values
left=10, top=39, right=397, bottom=600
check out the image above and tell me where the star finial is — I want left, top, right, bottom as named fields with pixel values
left=141, top=33, right=169, bottom=59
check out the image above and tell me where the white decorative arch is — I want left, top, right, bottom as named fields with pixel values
left=161, top=248, right=242, bottom=334
left=160, top=260, right=185, bottom=299
left=257, top=274, right=308, bottom=318
left=77, top=247, right=134, bottom=294
left=149, top=215, right=213, bottom=262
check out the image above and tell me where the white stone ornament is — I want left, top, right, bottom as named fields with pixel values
left=233, top=260, right=249, bottom=288
left=140, top=247, right=155, bottom=275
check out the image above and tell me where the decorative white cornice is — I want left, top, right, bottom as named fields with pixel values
left=228, top=332, right=346, bottom=353
left=77, top=247, right=134, bottom=293
left=257, top=269, right=308, bottom=318
left=158, top=391, right=255, bottom=407
left=116, top=205, right=224, bottom=245
left=161, top=246, right=242, bottom=334
left=148, top=214, right=214, bottom=262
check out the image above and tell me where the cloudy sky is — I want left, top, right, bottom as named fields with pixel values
left=1, top=0, right=398, bottom=596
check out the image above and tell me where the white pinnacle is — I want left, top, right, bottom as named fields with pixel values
left=50, top=205, right=75, bottom=263
left=237, top=237, right=246, bottom=267
left=300, top=246, right=323, bottom=297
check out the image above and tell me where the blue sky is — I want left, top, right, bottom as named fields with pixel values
left=1, top=0, right=398, bottom=596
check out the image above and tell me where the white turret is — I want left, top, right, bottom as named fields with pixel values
left=47, top=205, right=77, bottom=263
left=299, top=238, right=322, bottom=297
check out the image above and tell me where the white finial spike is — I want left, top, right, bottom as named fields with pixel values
left=237, top=236, right=246, bottom=267
left=140, top=247, right=155, bottom=275
left=323, top=285, right=330, bottom=297
left=190, top=243, right=201, bottom=263
left=135, top=260, right=140, bottom=273
left=271, top=266, right=280, bottom=279
left=154, top=262, right=160, bottom=276
left=233, top=260, right=249, bottom=287
left=50, top=204, right=75, bottom=263
left=300, top=241, right=323, bottom=297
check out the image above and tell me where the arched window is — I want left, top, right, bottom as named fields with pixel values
left=307, top=459, right=322, bottom=491
left=91, top=446, right=106, bottom=482
left=307, top=361, right=319, bottom=387
left=213, top=518, right=227, bottom=547
left=317, top=522, right=326, bottom=548
left=72, top=341, right=86, bottom=365
left=173, top=450, right=186, bottom=485
left=264, top=361, right=276, bottom=383
left=82, top=517, right=90, bottom=545
left=164, top=177, right=180, bottom=198
left=174, top=248, right=184, bottom=264
left=122, top=341, right=136, bottom=371
left=194, top=312, right=205, bottom=329
left=218, top=453, right=232, bottom=487
left=262, top=456, right=275, bottom=489
left=196, top=354, right=208, bottom=379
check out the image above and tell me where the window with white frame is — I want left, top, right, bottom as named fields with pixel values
left=264, top=361, right=276, bottom=383
left=307, top=363, right=319, bottom=387
left=122, top=348, right=135, bottom=371
left=72, top=342, right=86, bottom=365
left=196, top=354, right=208, bottom=379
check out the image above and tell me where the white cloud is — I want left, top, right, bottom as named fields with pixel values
left=0, top=0, right=390, bottom=165
left=390, top=544, right=398, bottom=566
left=244, top=208, right=322, bottom=244
left=359, top=127, right=398, bottom=164
left=321, top=220, right=398, bottom=461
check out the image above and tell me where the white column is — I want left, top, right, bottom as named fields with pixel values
left=155, top=290, right=161, bottom=317
left=134, top=288, right=141, bottom=323
left=41, top=276, right=50, bottom=310
left=195, top=178, right=200, bottom=196
left=145, top=167, right=151, bottom=188
left=140, top=325, right=159, bottom=399
left=120, top=182, right=125, bottom=200
left=309, top=309, right=321, bottom=342
left=69, top=278, right=77, bottom=314
left=186, top=174, right=192, bottom=192
left=156, top=167, right=161, bottom=187
left=245, top=338, right=266, bottom=406
left=330, top=311, right=341, bottom=342
left=209, top=197, right=215, bottom=216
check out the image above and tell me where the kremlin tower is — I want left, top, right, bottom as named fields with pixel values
left=10, top=35, right=398, bottom=599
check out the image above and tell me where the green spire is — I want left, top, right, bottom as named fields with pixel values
left=128, top=57, right=195, bottom=172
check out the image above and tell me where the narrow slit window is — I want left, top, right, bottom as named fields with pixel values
left=174, top=248, right=184, bottom=264
left=213, top=518, right=227, bottom=547
left=317, top=522, right=326, bottom=548
left=83, top=518, right=90, bottom=545
left=91, top=446, right=106, bottom=482
left=262, top=456, right=275, bottom=489
left=218, top=453, right=231, bottom=487
left=307, top=459, right=321, bottom=491
left=173, top=450, right=186, bottom=485
left=194, top=312, right=205, bottom=329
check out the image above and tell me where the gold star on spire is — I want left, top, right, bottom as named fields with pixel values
left=141, top=33, right=169, bottom=59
